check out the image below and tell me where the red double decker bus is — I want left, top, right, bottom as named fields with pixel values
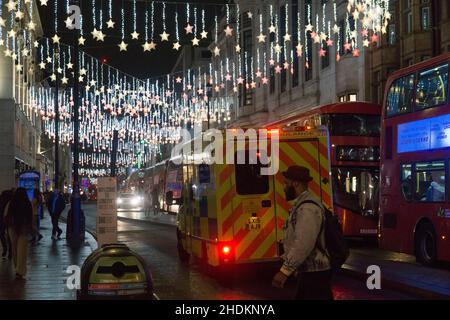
left=380, top=53, right=450, bottom=265
left=268, top=102, right=381, bottom=238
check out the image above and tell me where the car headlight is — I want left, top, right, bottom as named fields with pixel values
left=131, top=197, right=142, bottom=205
left=117, top=198, right=123, bottom=205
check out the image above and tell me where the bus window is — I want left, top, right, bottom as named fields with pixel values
left=415, top=161, right=446, bottom=202
left=415, top=64, right=449, bottom=110
left=386, top=74, right=415, bottom=117
left=329, top=114, right=380, bottom=136
left=400, top=164, right=413, bottom=201
left=332, top=167, right=379, bottom=216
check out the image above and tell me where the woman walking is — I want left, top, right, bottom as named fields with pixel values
left=31, top=189, right=43, bottom=244
left=5, top=188, right=33, bottom=279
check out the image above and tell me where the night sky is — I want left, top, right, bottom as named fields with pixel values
left=37, top=0, right=230, bottom=79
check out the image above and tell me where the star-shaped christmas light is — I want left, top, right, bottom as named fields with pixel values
left=96, top=31, right=106, bottom=41
left=363, top=39, right=370, bottom=47
left=15, top=11, right=24, bottom=20
left=319, top=48, right=327, bottom=57
left=46, top=56, right=52, bottom=63
left=78, top=36, right=86, bottom=45
left=7, top=29, right=16, bottom=38
left=255, top=70, right=262, bottom=78
left=6, top=0, right=17, bottom=12
left=275, top=65, right=282, bottom=73
left=27, top=21, right=36, bottom=31
left=371, top=34, right=379, bottom=43
left=176, top=77, right=182, bottom=83
left=201, top=31, right=208, bottom=39
left=344, top=42, right=352, bottom=51
left=185, top=24, right=193, bottom=34
left=268, top=25, right=276, bottom=34
left=283, top=33, right=291, bottom=42
left=296, top=44, right=303, bottom=57
left=257, top=33, right=266, bottom=43
left=237, top=77, right=244, bottom=84
left=274, top=44, right=282, bottom=54
left=131, top=31, right=140, bottom=40
left=39, top=0, right=48, bottom=5
left=50, top=73, right=57, bottom=81
left=235, top=44, right=241, bottom=53
left=80, top=68, right=87, bottom=76
left=333, top=24, right=340, bottom=34
left=65, top=17, right=73, bottom=29
left=61, top=76, right=69, bottom=85
left=67, top=62, right=74, bottom=69
left=326, top=39, right=334, bottom=47
left=213, top=46, right=220, bottom=57
left=39, top=62, right=46, bottom=69
left=247, top=11, right=253, bottom=19
left=0, top=17, right=5, bottom=27
left=353, top=49, right=360, bottom=57
left=283, top=62, right=290, bottom=70
left=107, top=19, right=115, bottom=29
left=191, top=37, right=200, bottom=46
left=16, top=64, right=23, bottom=72
left=224, top=26, right=233, bottom=37
left=160, top=31, right=170, bottom=41
left=118, top=41, right=128, bottom=51
left=173, top=42, right=181, bottom=51
left=305, top=24, right=314, bottom=32
left=52, top=34, right=60, bottom=44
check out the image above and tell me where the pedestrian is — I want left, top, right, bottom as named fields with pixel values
left=4, top=188, right=32, bottom=279
left=0, top=189, right=14, bottom=259
left=31, top=188, right=43, bottom=244
left=50, top=189, right=66, bottom=240
left=272, top=165, right=333, bottom=300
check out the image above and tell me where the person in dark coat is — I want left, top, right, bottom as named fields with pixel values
left=49, top=189, right=66, bottom=240
left=0, top=189, right=14, bottom=258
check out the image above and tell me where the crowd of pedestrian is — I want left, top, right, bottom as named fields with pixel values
left=0, top=188, right=65, bottom=280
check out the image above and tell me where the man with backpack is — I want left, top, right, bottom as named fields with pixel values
left=271, top=165, right=334, bottom=300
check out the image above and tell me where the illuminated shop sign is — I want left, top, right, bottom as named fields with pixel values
left=398, top=114, right=450, bottom=153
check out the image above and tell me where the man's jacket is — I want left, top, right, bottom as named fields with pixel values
left=281, top=190, right=331, bottom=276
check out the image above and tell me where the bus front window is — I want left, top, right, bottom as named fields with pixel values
left=332, top=168, right=380, bottom=216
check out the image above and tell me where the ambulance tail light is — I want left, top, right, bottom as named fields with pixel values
left=218, top=242, right=235, bottom=264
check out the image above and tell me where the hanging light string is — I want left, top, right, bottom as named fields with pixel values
left=133, top=0, right=136, bottom=32
left=145, top=1, right=149, bottom=41
left=151, top=1, right=154, bottom=41
left=121, top=6, right=124, bottom=40
left=162, top=2, right=166, bottom=31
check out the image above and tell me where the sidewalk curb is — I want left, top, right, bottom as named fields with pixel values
left=340, top=265, right=450, bottom=300
left=117, top=215, right=177, bottom=228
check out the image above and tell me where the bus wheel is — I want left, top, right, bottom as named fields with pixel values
left=415, top=222, right=437, bottom=266
left=177, top=231, right=190, bottom=263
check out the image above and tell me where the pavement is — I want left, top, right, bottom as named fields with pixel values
left=117, top=207, right=450, bottom=300
left=0, top=211, right=97, bottom=300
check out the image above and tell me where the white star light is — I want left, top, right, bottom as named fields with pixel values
left=39, top=62, right=46, bottom=69
left=284, top=33, right=291, bottom=42
left=27, top=21, right=36, bottom=31
left=67, top=62, right=74, bottom=69
left=201, top=31, right=208, bottom=39
left=333, top=24, right=340, bottom=34
left=213, top=46, right=220, bottom=57
left=6, top=0, right=17, bottom=12
left=39, top=0, right=48, bottom=5
left=52, top=34, right=60, bottom=44
left=106, top=19, right=115, bottom=29
left=96, top=31, right=106, bottom=41
left=131, top=31, right=140, bottom=40
left=268, top=25, right=276, bottom=34
left=191, top=37, right=200, bottom=46
left=257, top=33, right=266, bottom=43
left=118, top=41, right=128, bottom=51
left=78, top=36, right=86, bottom=45
left=65, top=17, right=73, bottom=29
left=0, top=18, right=5, bottom=27
left=173, top=42, right=181, bottom=51
left=160, top=31, right=170, bottom=41
left=15, top=11, right=24, bottom=20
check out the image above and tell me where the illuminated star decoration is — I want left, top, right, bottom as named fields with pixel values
left=52, top=34, right=60, bottom=44
left=65, top=17, right=73, bottom=29
left=201, top=31, right=208, bottom=39
left=78, top=36, right=86, bottom=45
left=173, top=42, right=181, bottom=51
left=191, top=37, right=200, bottom=46
left=224, top=26, right=233, bottom=37
left=39, top=0, right=48, bottom=5
left=106, top=19, right=115, bottom=29
left=96, top=31, right=106, bottom=42
left=257, top=33, right=266, bottom=43
left=6, top=0, right=17, bottom=12
left=160, top=31, right=170, bottom=41
left=118, top=41, right=128, bottom=51
left=213, top=46, right=220, bottom=57
left=185, top=24, right=193, bottom=34
left=131, top=31, right=140, bottom=40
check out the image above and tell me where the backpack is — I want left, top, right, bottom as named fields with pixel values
left=295, top=200, right=350, bottom=270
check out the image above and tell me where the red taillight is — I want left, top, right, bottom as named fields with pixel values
left=222, top=246, right=231, bottom=255
left=218, top=243, right=235, bottom=263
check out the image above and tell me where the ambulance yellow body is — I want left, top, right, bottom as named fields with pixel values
left=176, top=126, right=333, bottom=267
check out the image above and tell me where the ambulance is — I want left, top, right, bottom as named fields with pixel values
left=176, top=126, right=333, bottom=268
